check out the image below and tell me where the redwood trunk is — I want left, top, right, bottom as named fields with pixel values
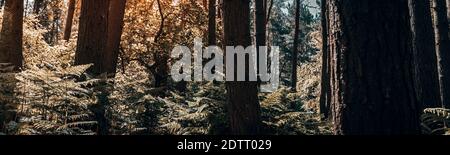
left=0, top=0, right=24, bottom=71
left=328, top=0, right=421, bottom=135
left=224, top=0, right=261, bottom=135
left=104, top=0, right=127, bottom=75
left=64, top=0, right=76, bottom=41
left=75, top=0, right=111, bottom=75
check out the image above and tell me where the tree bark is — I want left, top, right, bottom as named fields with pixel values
left=408, top=0, right=441, bottom=108
left=319, top=0, right=330, bottom=119
left=75, top=0, right=111, bottom=75
left=432, top=0, right=450, bottom=109
left=0, top=0, right=24, bottom=71
left=104, top=0, right=127, bottom=75
left=64, top=0, right=76, bottom=41
left=224, top=0, right=261, bottom=135
left=327, top=0, right=421, bottom=135
left=208, top=0, right=217, bottom=46
left=291, top=0, right=300, bottom=91
left=75, top=0, right=111, bottom=135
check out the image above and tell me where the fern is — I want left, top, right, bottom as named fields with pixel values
left=422, top=108, right=450, bottom=135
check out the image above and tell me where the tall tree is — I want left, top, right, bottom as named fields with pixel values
left=319, top=0, right=330, bottom=119
left=104, top=0, right=127, bottom=75
left=224, top=0, right=261, bottom=135
left=409, top=0, right=441, bottom=108
left=432, top=0, right=450, bottom=109
left=0, top=0, right=24, bottom=70
left=64, top=0, right=76, bottom=41
left=208, top=0, right=217, bottom=46
left=291, top=0, right=300, bottom=91
left=0, top=0, right=23, bottom=132
left=75, top=0, right=111, bottom=75
left=75, top=0, right=111, bottom=135
left=327, top=0, right=421, bottom=135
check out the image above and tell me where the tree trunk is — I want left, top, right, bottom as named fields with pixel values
left=432, top=0, right=450, bottom=109
left=0, top=0, right=24, bottom=71
left=327, top=0, right=421, bottom=135
left=409, top=0, right=442, bottom=108
left=75, top=0, right=111, bottom=135
left=291, top=0, right=300, bottom=91
left=75, top=0, right=111, bottom=75
left=208, top=0, right=216, bottom=46
left=0, top=0, right=23, bottom=132
left=104, top=0, right=127, bottom=75
left=224, top=0, right=261, bottom=135
left=319, top=0, right=330, bottom=119
left=64, top=0, right=76, bottom=41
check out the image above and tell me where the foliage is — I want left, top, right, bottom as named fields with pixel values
left=422, top=108, right=450, bottom=135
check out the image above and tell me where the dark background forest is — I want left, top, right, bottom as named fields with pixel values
left=0, top=0, right=449, bottom=135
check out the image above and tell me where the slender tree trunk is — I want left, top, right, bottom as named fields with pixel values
left=409, top=0, right=442, bottom=108
left=208, top=0, right=217, bottom=46
left=432, top=0, right=450, bottom=109
left=0, top=0, right=24, bottom=70
left=224, top=0, right=261, bottom=135
left=319, top=0, right=330, bottom=118
left=328, top=0, right=421, bottom=135
left=291, top=0, right=300, bottom=91
left=64, top=0, right=76, bottom=41
left=104, top=0, right=127, bottom=75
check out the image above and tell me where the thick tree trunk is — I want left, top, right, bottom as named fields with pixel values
left=432, top=0, right=450, bottom=109
left=0, top=0, right=23, bottom=132
left=0, top=0, right=24, bottom=71
left=104, top=0, right=127, bottom=75
left=224, top=0, right=261, bottom=135
left=64, top=0, right=76, bottom=41
left=208, top=0, right=216, bottom=46
left=409, top=0, right=441, bottom=108
left=75, top=0, right=111, bottom=75
left=291, top=0, right=300, bottom=91
left=328, top=0, right=421, bottom=135
left=75, top=0, right=111, bottom=135
left=319, top=0, right=330, bottom=119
